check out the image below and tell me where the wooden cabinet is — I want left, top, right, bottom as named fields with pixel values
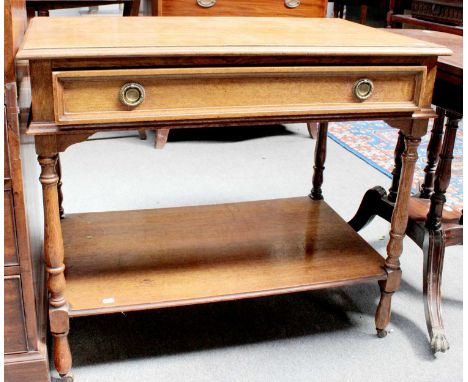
left=156, top=0, right=327, bottom=17
left=4, top=0, right=50, bottom=381
left=4, top=276, right=29, bottom=354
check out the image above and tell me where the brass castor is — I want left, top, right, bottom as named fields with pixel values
left=377, top=328, right=387, bottom=338
left=52, top=372, right=74, bottom=382
left=430, top=328, right=450, bottom=353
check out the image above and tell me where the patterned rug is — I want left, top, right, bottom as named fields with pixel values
left=328, top=120, right=463, bottom=212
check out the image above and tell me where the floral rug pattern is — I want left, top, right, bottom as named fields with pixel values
left=328, top=120, right=463, bottom=212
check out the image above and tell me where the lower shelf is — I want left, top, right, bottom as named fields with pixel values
left=62, top=197, right=387, bottom=317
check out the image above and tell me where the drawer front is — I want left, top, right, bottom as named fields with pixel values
left=4, top=190, right=19, bottom=266
left=4, top=276, right=28, bottom=354
left=160, top=0, right=326, bottom=17
left=52, top=66, right=426, bottom=126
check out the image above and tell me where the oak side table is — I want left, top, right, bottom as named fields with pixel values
left=16, top=17, right=449, bottom=381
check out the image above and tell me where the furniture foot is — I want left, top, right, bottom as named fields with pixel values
left=375, top=270, right=400, bottom=336
left=52, top=371, right=74, bottom=382
left=424, top=229, right=449, bottom=353
left=348, top=186, right=387, bottom=231
left=138, top=129, right=147, bottom=140
left=430, top=328, right=450, bottom=353
left=53, top=332, right=73, bottom=379
left=377, top=328, right=388, bottom=338
left=155, top=128, right=170, bottom=149
left=310, top=122, right=328, bottom=200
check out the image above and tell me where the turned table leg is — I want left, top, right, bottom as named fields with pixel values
left=310, top=122, right=328, bottom=200
left=38, top=154, right=73, bottom=382
left=375, top=133, right=421, bottom=337
left=56, top=154, right=64, bottom=218
left=420, top=107, right=445, bottom=199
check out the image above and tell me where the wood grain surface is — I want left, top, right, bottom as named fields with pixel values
left=16, top=17, right=452, bottom=60
left=52, top=66, right=425, bottom=125
left=61, top=197, right=386, bottom=316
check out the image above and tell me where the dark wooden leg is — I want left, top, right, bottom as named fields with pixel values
left=155, top=128, right=170, bottom=149
left=307, top=122, right=318, bottom=139
left=423, top=230, right=449, bottom=352
left=138, top=129, right=147, bottom=140
left=348, top=186, right=388, bottom=231
left=375, top=133, right=421, bottom=337
left=38, top=9, right=49, bottom=16
left=422, top=111, right=460, bottom=352
left=420, top=107, right=445, bottom=199
left=386, top=0, right=395, bottom=27
left=359, top=5, right=368, bottom=24
left=310, top=122, right=328, bottom=200
left=426, top=111, right=460, bottom=230
left=123, top=0, right=140, bottom=16
left=387, top=130, right=405, bottom=203
left=38, top=155, right=73, bottom=382
left=56, top=154, right=64, bottom=219
left=151, top=0, right=159, bottom=15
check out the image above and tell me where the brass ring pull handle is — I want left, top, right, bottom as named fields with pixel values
left=284, top=0, right=300, bottom=8
left=197, top=0, right=216, bottom=8
left=353, top=78, right=374, bottom=101
left=119, top=83, right=145, bottom=107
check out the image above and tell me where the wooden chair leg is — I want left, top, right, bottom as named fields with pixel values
left=154, top=128, right=170, bottom=149
left=426, top=111, right=460, bottom=230
left=423, top=230, right=449, bottom=352
left=387, top=130, right=405, bottom=203
left=307, top=122, right=319, bottom=139
left=348, top=186, right=388, bottom=231
left=310, top=122, right=328, bottom=200
left=420, top=107, right=445, bottom=199
left=421, top=110, right=460, bottom=353
left=359, top=5, right=368, bottom=24
left=123, top=0, right=140, bottom=16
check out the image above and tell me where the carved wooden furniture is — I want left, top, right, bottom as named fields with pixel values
left=17, top=16, right=448, bottom=380
left=4, top=0, right=50, bottom=381
left=349, top=29, right=462, bottom=353
left=148, top=0, right=328, bottom=148
left=387, top=0, right=463, bottom=35
left=26, top=0, right=140, bottom=17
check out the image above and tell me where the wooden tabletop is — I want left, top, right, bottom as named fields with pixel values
left=386, top=29, right=462, bottom=77
left=17, top=17, right=451, bottom=60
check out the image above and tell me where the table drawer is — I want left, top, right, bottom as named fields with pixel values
left=4, top=190, right=19, bottom=266
left=4, top=275, right=29, bottom=354
left=52, top=66, right=426, bottom=126
left=159, top=0, right=326, bottom=17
